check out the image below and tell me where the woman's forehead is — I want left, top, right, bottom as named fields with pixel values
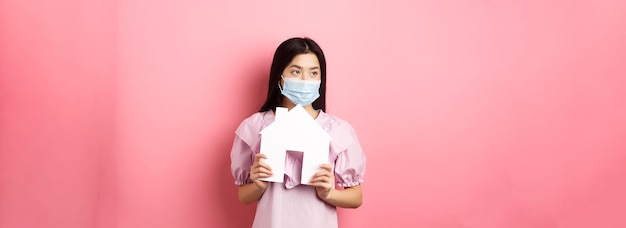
left=288, top=53, right=320, bottom=68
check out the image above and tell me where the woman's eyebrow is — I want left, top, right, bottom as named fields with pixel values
left=288, top=65, right=319, bottom=70
left=288, top=65, right=303, bottom=69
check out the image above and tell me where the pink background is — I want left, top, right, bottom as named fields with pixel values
left=1, top=0, right=625, bottom=227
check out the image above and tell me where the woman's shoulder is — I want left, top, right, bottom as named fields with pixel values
left=240, top=111, right=268, bottom=124
left=318, top=111, right=357, bottom=135
left=318, top=111, right=361, bottom=152
left=235, top=111, right=273, bottom=136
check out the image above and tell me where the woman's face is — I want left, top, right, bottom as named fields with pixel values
left=281, top=53, right=321, bottom=83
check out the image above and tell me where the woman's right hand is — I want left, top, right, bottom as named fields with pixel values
left=250, top=153, right=272, bottom=190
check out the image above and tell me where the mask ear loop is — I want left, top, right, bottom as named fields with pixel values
left=278, top=75, right=284, bottom=92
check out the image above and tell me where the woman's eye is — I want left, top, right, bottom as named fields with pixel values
left=291, top=70, right=301, bottom=75
left=311, top=71, right=318, bottom=77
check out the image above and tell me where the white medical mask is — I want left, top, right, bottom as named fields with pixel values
left=278, top=76, right=321, bottom=106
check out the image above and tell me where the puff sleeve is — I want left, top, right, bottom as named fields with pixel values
left=230, top=113, right=264, bottom=186
left=230, top=135, right=254, bottom=185
left=332, top=122, right=366, bottom=188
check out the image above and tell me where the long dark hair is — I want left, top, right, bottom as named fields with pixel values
left=259, top=37, right=327, bottom=112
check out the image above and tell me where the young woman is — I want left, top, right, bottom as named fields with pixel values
left=230, top=37, right=366, bottom=228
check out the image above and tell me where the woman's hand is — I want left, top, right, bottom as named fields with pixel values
left=249, top=154, right=272, bottom=190
left=310, top=164, right=335, bottom=200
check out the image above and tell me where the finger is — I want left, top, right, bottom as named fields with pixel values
left=255, top=153, right=267, bottom=162
left=309, top=182, right=325, bottom=188
left=313, top=169, right=331, bottom=177
left=258, top=167, right=273, bottom=176
left=310, top=175, right=330, bottom=183
left=309, top=180, right=331, bottom=189
left=258, top=161, right=272, bottom=171
left=308, top=177, right=326, bottom=185
left=252, top=167, right=271, bottom=175
left=319, top=164, right=332, bottom=172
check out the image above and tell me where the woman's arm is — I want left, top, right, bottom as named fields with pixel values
left=322, top=185, right=363, bottom=208
left=237, top=183, right=266, bottom=204
left=310, top=164, right=363, bottom=208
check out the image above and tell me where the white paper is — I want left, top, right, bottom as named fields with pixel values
left=259, top=105, right=331, bottom=185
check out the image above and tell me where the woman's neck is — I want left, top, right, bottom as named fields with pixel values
left=282, top=99, right=319, bottom=119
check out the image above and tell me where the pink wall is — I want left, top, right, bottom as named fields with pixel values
left=0, top=0, right=116, bottom=227
left=1, top=0, right=625, bottom=227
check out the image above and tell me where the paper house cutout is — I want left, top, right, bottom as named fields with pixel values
left=259, top=104, right=332, bottom=185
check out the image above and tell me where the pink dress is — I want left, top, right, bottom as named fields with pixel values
left=230, top=110, right=366, bottom=228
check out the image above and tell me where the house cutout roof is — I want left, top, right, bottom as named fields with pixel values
left=259, top=105, right=332, bottom=185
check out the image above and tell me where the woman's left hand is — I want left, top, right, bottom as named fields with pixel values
left=309, top=164, right=335, bottom=200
